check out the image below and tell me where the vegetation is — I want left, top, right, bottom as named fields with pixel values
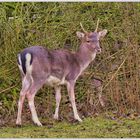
left=0, top=2, right=140, bottom=137
left=1, top=116, right=140, bottom=138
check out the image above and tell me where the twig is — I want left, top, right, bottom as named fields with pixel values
left=0, top=84, right=18, bottom=94
left=102, top=54, right=129, bottom=91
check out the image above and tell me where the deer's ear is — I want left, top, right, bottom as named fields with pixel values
left=98, top=29, right=107, bottom=38
left=76, top=31, right=85, bottom=39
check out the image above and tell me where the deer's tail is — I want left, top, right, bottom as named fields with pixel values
left=17, top=51, right=33, bottom=75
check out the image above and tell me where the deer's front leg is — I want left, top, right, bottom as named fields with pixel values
left=67, top=81, right=82, bottom=122
left=53, top=86, right=61, bottom=120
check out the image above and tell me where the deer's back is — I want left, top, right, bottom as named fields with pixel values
left=18, top=46, right=81, bottom=84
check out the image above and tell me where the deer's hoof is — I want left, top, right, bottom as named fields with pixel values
left=78, top=118, right=83, bottom=122
left=35, top=122, right=43, bottom=127
left=75, top=117, right=82, bottom=122
left=16, top=123, right=22, bottom=127
left=16, top=120, right=22, bottom=126
left=53, top=114, right=59, bottom=120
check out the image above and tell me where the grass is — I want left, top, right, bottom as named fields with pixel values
left=0, top=116, right=140, bottom=138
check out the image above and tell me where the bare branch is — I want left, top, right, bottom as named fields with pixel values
left=80, top=22, right=87, bottom=33
left=95, top=18, right=100, bottom=32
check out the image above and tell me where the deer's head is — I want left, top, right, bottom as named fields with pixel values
left=76, top=19, right=107, bottom=53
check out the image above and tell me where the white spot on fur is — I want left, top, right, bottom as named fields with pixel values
left=26, top=53, right=31, bottom=67
left=46, top=76, right=66, bottom=86
left=91, top=52, right=96, bottom=61
left=18, top=54, right=22, bottom=65
left=18, top=65, right=24, bottom=75
left=18, top=54, right=25, bottom=75
left=26, top=53, right=32, bottom=74
left=25, top=53, right=33, bottom=83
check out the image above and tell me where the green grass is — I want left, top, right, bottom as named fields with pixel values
left=0, top=116, right=140, bottom=138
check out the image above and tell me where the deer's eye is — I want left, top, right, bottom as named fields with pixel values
left=87, top=40, right=90, bottom=43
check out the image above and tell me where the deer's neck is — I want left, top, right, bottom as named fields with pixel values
left=76, top=43, right=97, bottom=72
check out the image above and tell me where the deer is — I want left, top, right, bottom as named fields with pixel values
left=16, top=20, right=107, bottom=126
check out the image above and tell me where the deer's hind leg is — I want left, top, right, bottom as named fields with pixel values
left=26, top=79, right=46, bottom=126
left=16, top=76, right=31, bottom=126
left=26, top=88, right=42, bottom=126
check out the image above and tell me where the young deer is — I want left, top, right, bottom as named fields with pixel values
left=16, top=20, right=107, bottom=126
